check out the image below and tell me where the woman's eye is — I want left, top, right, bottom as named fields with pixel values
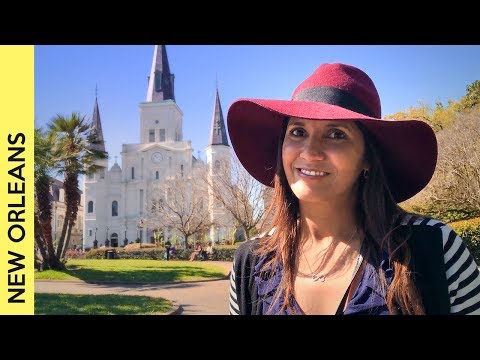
left=290, top=128, right=306, bottom=137
left=328, top=130, right=346, bottom=139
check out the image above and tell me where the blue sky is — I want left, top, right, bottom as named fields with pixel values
left=35, top=45, right=480, bottom=170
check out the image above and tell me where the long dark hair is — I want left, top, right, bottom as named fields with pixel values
left=257, top=120, right=425, bottom=315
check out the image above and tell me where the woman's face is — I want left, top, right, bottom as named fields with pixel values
left=282, top=117, right=368, bottom=205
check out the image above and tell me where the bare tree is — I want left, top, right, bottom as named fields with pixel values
left=205, top=153, right=269, bottom=241
left=404, top=107, right=480, bottom=220
left=145, top=175, right=212, bottom=248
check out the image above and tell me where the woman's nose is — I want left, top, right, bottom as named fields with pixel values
left=301, top=137, right=326, bottom=160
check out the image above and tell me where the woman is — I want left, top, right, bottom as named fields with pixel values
left=206, top=242, right=216, bottom=256
left=189, top=242, right=203, bottom=261
left=226, top=63, right=480, bottom=315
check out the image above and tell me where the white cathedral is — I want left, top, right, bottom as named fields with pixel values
left=82, top=45, right=233, bottom=249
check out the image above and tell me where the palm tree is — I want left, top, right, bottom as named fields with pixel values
left=48, top=112, right=107, bottom=261
left=34, top=128, right=63, bottom=269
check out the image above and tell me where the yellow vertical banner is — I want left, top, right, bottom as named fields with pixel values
left=0, top=46, right=34, bottom=314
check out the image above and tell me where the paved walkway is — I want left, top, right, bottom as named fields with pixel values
left=35, top=261, right=233, bottom=315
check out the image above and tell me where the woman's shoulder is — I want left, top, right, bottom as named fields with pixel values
left=234, top=238, right=262, bottom=262
left=399, top=213, right=480, bottom=314
left=233, top=235, right=276, bottom=272
left=399, top=213, right=449, bottom=229
left=398, top=213, right=456, bottom=238
left=398, top=212, right=463, bottom=256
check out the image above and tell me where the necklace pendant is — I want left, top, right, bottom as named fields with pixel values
left=312, top=274, right=326, bottom=282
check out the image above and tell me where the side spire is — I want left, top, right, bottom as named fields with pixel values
left=209, top=87, right=229, bottom=146
left=91, top=94, right=106, bottom=152
left=146, top=45, right=175, bottom=102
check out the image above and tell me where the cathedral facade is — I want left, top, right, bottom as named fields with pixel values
left=82, top=45, right=232, bottom=249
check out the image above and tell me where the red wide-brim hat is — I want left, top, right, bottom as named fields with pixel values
left=227, top=63, right=438, bottom=203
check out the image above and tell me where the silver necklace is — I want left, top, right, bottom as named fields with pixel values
left=299, top=228, right=358, bottom=282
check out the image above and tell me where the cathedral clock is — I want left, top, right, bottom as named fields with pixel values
left=151, top=152, right=163, bottom=163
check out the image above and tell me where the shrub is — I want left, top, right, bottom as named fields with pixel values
left=400, top=202, right=478, bottom=224
left=449, top=217, right=480, bottom=263
left=65, top=249, right=86, bottom=259
left=84, top=245, right=239, bottom=261
left=215, top=242, right=243, bottom=251
left=405, top=109, right=480, bottom=219
left=123, top=243, right=156, bottom=251
left=85, top=247, right=119, bottom=259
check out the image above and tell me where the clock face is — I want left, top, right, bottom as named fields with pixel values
left=151, top=152, right=163, bottom=163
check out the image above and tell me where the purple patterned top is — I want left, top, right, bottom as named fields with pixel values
left=253, top=252, right=394, bottom=315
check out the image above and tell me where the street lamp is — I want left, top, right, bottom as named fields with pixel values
left=137, top=219, right=144, bottom=248
left=105, top=226, right=110, bottom=247
left=94, top=227, right=98, bottom=249
left=136, top=226, right=140, bottom=245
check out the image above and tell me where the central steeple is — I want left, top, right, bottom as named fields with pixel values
left=146, top=45, right=175, bottom=102
left=91, top=95, right=106, bottom=152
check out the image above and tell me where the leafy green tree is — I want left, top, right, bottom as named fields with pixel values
left=431, top=101, right=458, bottom=130
left=34, top=128, right=63, bottom=269
left=386, top=99, right=465, bottom=132
left=385, top=101, right=444, bottom=131
left=459, top=80, right=480, bottom=110
left=47, top=113, right=107, bottom=264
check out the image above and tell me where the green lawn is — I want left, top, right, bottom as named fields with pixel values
left=34, top=259, right=230, bottom=315
left=35, top=293, right=173, bottom=315
left=35, top=259, right=228, bottom=283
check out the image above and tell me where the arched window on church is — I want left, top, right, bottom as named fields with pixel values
left=131, top=167, right=135, bottom=179
left=156, top=171, right=159, bottom=180
left=88, top=201, right=94, bottom=213
left=112, top=201, right=118, bottom=217
left=180, top=164, right=184, bottom=177
left=215, top=160, right=221, bottom=169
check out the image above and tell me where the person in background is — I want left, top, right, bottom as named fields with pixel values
left=206, top=241, right=216, bottom=257
left=227, top=62, right=480, bottom=315
left=169, top=244, right=176, bottom=258
left=189, top=242, right=203, bottom=261
left=164, top=240, right=172, bottom=260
